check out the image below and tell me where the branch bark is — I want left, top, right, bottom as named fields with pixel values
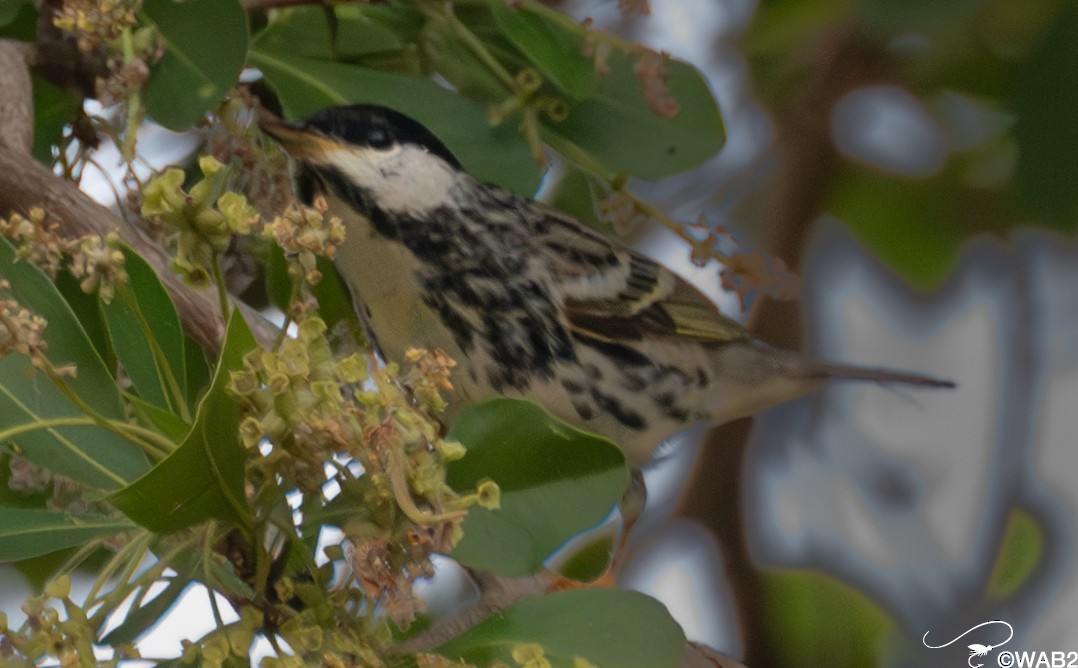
left=0, top=40, right=33, bottom=154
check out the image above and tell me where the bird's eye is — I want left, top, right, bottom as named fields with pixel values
left=367, top=128, right=393, bottom=150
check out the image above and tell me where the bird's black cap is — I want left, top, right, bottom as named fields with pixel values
left=299, top=104, right=463, bottom=170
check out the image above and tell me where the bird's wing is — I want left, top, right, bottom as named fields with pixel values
left=526, top=204, right=750, bottom=345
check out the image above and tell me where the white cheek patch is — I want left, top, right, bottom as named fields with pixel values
left=329, top=145, right=460, bottom=216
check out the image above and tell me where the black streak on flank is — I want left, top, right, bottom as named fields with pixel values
left=590, top=386, right=646, bottom=431
left=573, top=332, right=652, bottom=368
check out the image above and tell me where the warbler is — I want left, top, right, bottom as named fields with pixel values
left=261, top=104, right=952, bottom=467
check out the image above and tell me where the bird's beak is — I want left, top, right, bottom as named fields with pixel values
left=258, top=110, right=334, bottom=162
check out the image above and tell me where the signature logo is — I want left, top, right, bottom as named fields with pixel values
left=923, top=620, right=1014, bottom=668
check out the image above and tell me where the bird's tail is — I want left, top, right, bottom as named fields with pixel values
left=705, top=341, right=955, bottom=423
left=811, top=360, right=956, bottom=389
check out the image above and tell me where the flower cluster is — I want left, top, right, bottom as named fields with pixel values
left=597, top=192, right=649, bottom=234
left=141, top=156, right=260, bottom=286
left=52, top=0, right=161, bottom=105
left=403, top=347, right=457, bottom=414
left=229, top=315, right=493, bottom=639
left=0, top=576, right=141, bottom=667
left=633, top=50, right=680, bottom=119
left=684, top=214, right=801, bottom=309
left=52, top=0, right=139, bottom=54
left=1, top=208, right=128, bottom=304
left=719, top=250, right=801, bottom=309
left=263, top=199, right=346, bottom=286
left=0, top=280, right=49, bottom=372
left=0, top=209, right=66, bottom=277
left=581, top=28, right=613, bottom=76
left=67, top=233, right=128, bottom=304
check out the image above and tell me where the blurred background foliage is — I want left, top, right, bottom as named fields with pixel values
left=741, top=0, right=1078, bottom=287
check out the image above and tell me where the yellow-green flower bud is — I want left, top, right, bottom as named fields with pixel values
left=202, top=633, right=230, bottom=663
left=277, top=338, right=310, bottom=377
left=171, top=255, right=211, bottom=287
left=189, top=155, right=226, bottom=205
left=511, top=643, right=550, bottom=668
left=228, top=369, right=258, bottom=397
left=476, top=478, right=501, bottom=510
left=239, top=416, right=264, bottom=449
left=311, top=380, right=342, bottom=405
left=199, top=155, right=224, bottom=177
left=193, top=207, right=230, bottom=249
left=267, top=372, right=291, bottom=396
left=141, top=168, right=186, bottom=217
left=294, top=624, right=323, bottom=651
left=335, top=353, right=366, bottom=384
left=435, top=439, right=466, bottom=462
left=297, top=317, right=327, bottom=343
left=44, top=575, right=71, bottom=599
left=217, top=191, right=258, bottom=234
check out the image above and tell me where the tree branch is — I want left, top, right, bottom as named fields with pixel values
left=0, top=40, right=33, bottom=153
left=0, top=42, right=276, bottom=353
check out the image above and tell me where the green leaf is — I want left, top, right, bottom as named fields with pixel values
left=420, top=11, right=508, bottom=102
left=446, top=398, right=628, bottom=576
left=141, top=0, right=249, bottom=130
left=54, top=268, right=113, bottom=369
left=128, top=395, right=190, bottom=442
left=0, top=0, right=30, bottom=26
left=108, top=311, right=254, bottom=532
left=552, top=534, right=615, bottom=583
left=102, top=246, right=186, bottom=414
left=310, top=257, right=362, bottom=332
left=742, top=0, right=850, bottom=58
left=0, top=239, right=149, bottom=491
left=545, top=50, right=725, bottom=179
left=544, top=166, right=613, bottom=234
left=0, top=507, right=135, bottom=562
left=265, top=242, right=293, bottom=314
left=248, top=48, right=543, bottom=196
left=0, top=0, right=33, bottom=36
left=433, top=589, right=685, bottom=668
left=31, top=76, right=80, bottom=164
left=1011, top=1, right=1078, bottom=230
left=824, top=165, right=965, bottom=289
left=184, top=334, right=211, bottom=407
left=761, top=570, right=895, bottom=667
left=490, top=2, right=596, bottom=98
left=254, top=5, right=412, bottom=61
left=988, top=508, right=1043, bottom=598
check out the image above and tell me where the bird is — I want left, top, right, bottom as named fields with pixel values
left=259, top=103, right=953, bottom=468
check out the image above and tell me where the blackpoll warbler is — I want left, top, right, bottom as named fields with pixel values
left=262, top=104, right=952, bottom=467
